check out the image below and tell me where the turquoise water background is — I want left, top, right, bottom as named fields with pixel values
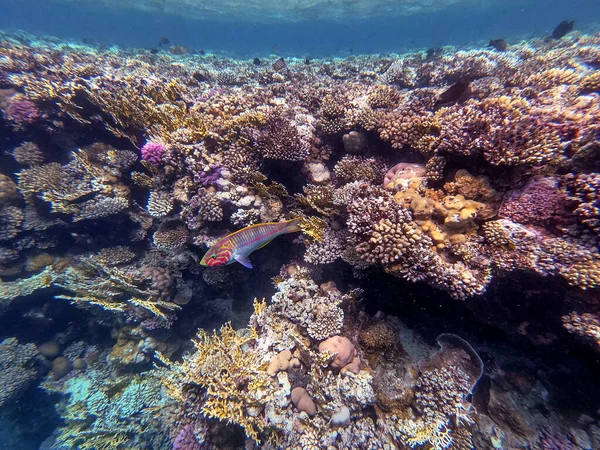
left=1, top=0, right=599, bottom=56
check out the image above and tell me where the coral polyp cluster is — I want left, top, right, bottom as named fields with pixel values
left=1, top=28, right=600, bottom=450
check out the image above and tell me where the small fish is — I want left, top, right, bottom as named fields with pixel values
left=426, top=47, right=443, bottom=59
left=253, top=57, right=261, bottom=65
left=488, top=39, right=508, bottom=51
left=200, top=219, right=302, bottom=268
left=150, top=48, right=159, bottom=54
left=158, top=35, right=170, bottom=46
left=304, top=56, right=311, bottom=65
left=552, top=20, right=574, bottom=39
left=434, top=80, right=471, bottom=108
left=273, top=57, right=287, bottom=72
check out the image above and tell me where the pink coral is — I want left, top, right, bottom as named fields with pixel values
left=498, top=177, right=571, bottom=232
left=141, top=142, right=166, bottom=166
left=172, top=424, right=200, bottom=450
left=318, top=335, right=357, bottom=369
left=7, top=98, right=39, bottom=125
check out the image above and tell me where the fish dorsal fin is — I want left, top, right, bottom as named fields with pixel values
left=234, top=254, right=253, bottom=269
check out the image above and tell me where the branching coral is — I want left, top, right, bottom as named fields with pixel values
left=378, top=106, right=440, bottom=154
left=17, top=147, right=131, bottom=222
left=0, top=338, right=42, bottom=407
left=42, top=353, right=169, bottom=449
left=482, top=219, right=600, bottom=290
left=334, top=156, right=385, bottom=185
left=157, top=322, right=270, bottom=442
left=256, top=115, right=311, bottom=161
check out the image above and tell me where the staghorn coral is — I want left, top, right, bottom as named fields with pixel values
left=0, top=266, right=59, bottom=303
left=1, top=33, right=600, bottom=450
left=53, top=256, right=180, bottom=319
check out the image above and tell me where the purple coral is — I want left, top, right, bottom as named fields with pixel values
left=173, top=424, right=200, bottom=450
left=141, top=141, right=166, bottom=166
left=539, top=428, right=574, bottom=450
left=194, top=164, right=223, bottom=187
left=7, top=98, right=40, bottom=125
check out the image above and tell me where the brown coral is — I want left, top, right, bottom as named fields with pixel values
left=256, top=115, right=311, bottom=161
left=334, top=156, right=385, bottom=185
left=11, top=141, right=44, bottom=166
left=152, top=221, right=189, bottom=249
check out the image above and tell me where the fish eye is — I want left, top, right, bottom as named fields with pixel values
left=211, top=254, right=217, bottom=259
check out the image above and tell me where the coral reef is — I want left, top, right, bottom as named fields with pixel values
left=1, top=29, right=600, bottom=450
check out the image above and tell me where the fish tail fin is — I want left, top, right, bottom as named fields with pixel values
left=284, top=218, right=302, bottom=233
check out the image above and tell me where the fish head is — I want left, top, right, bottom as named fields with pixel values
left=200, top=241, right=234, bottom=267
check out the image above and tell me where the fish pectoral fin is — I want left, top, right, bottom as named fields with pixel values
left=234, top=254, right=253, bottom=269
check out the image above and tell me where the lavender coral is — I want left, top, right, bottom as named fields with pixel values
left=141, top=141, right=166, bottom=165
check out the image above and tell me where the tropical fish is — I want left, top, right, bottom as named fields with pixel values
left=488, top=39, right=508, bottom=51
left=426, top=47, right=443, bottom=59
left=273, top=57, right=288, bottom=72
left=200, top=219, right=301, bottom=268
left=552, top=20, right=574, bottom=39
left=434, top=80, right=471, bottom=108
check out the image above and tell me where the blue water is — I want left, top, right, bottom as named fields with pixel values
left=1, top=0, right=599, bottom=57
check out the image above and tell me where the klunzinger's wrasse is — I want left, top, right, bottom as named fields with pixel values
left=200, top=219, right=301, bottom=269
